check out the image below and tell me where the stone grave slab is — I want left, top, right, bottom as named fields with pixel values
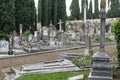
left=60, top=53, right=84, bottom=61
left=20, top=59, right=80, bottom=74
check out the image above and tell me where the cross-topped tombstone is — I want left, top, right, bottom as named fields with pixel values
left=88, top=0, right=113, bottom=79
left=58, top=19, right=63, bottom=32
left=57, top=20, right=64, bottom=42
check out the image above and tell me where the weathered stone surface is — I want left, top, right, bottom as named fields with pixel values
left=20, top=59, right=80, bottom=74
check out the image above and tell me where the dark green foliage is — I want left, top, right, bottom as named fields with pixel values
left=87, top=0, right=93, bottom=19
left=41, top=0, right=49, bottom=26
left=15, top=0, right=36, bottom=33
left=93, top=0, right=99, bottom=19
left=38, top=0, right=66, bottom=30
left=57, top=0, right=66, bottom=31
left=38, top=0, right=42, bottom=22
left=72, top=55, right=92, bottom=68
left=48, top=0, right=58, bottom=27
left=112, top=19, right=120, bottom=66
left=0, top=0, right=15, bottom=34
left=70, top=0, right=80, bottom=20
left=107, top=0, right=120, bottom=18
left=0, top=30, right=9, bottom=41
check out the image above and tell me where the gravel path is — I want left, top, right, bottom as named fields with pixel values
left=0, top=44, right=117, bottom=79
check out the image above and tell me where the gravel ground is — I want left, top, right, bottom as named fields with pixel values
left=0, top=44, right=117, bottom=79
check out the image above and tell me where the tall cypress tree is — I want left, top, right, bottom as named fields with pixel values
left=0, top=0, right=15, bottom=34
left=15, top=0, right=36, bottom=33
left=70, top=0, right=80, bottom=20
left=53, top=0, right=58, bottom=27
left=93, top=0, right=99, bottom=19
left=57, top=0, right=66, bottom=31
left=41, top=0, right=49, bottom=26
left=107, top=0, right=120, bottom=18
left=87, top=0, right=93, bottom=19
left=38, top=0, right=42, bottom=23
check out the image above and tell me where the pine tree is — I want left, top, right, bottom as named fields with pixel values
left=38, top=0, right=42, bottom=23
left=70, top=0, right=80, bottom=20
left=15, top=0, right=36, bottom=33
left=93, top=0, right=99, bottom=19
left=0, top=0, right=15, bottom=34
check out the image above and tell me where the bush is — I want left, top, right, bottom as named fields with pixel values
left=72, top=55, right=92, bottom=68
left=112, top=19, right=120, bottom=66
left=94, top=36, right=112, bottom=42
left=0, top=30, right=9, bottom=41
left=24, top=31, right=31, bottom=37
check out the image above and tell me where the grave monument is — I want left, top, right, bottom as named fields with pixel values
left=88, top=0, right=113, bottom=79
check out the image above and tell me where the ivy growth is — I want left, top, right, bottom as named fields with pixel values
left=112, top=19, right=120, bottom=66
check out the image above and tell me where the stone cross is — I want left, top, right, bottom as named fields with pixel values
left=82, top=0, right=87, bottom=42
left=88, top=0, right=113, bottom=79
left=58, top=19, right=63, bottom=31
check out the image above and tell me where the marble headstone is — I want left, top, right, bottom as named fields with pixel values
left=0, top=40, right=9, bottom=52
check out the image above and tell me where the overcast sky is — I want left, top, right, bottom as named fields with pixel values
left=34, top=0, right=109, bottom=16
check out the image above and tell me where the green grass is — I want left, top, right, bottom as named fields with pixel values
left=17, top=71, right=89, bottom=80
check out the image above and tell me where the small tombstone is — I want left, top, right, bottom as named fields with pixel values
left=49, top=39, right=56, bottom=46
left=13, top=36, right=20, bottom=48
left=42, top=26, right=49, bottom=41
left=28, top=34, right=33, bottom=42
left=37, top=22, right=42, bottom=32
left=34, top=31, right=38, bottom=42
left=0, top=39, right=9, bottom=52
left=49, top=21, right=56, bottom=40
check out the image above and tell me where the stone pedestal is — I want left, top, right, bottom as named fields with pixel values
left=88, top=50, right=113, bottom=80
left=84, top=35, right=93, bottom=55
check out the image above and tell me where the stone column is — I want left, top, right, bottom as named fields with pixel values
left=19, top=24, right=22, bottom=45
left=82, top=0, right=87, bottom=42
left=88, top=0, right=113, bottom=79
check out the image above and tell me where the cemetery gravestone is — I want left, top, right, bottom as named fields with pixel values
left=13, top=36, right=20, bottom=49
left=0, top=40, right=9, bottom=52
left=42, top=26, right=49, bottom=41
